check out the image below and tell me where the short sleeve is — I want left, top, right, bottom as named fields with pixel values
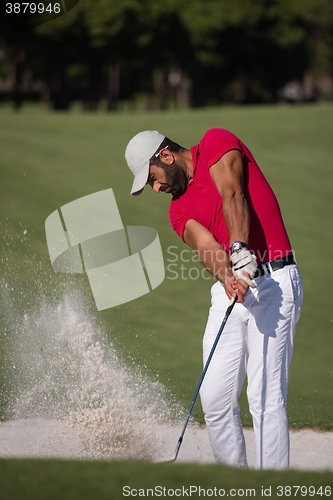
left=202, top=129, right=243, bottom=169
left=169, top=203, right=191, bottom=242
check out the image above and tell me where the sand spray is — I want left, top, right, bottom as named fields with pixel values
left=0, top=228, right=183, bottom=459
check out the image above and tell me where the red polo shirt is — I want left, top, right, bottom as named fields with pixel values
left=168, top=128, right=292, bottom=265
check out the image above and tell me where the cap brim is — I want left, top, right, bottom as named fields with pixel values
left=130, top=161, right=150, bottom=196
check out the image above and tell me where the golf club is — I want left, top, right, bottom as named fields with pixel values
left=155, top=295, right=237, bottom=463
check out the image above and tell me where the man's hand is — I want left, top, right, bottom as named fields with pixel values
left=230, top=248, right=258, bottom=288
left=224, top=272, right=250, bottom=303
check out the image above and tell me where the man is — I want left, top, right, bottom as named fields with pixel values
left=125, top=128, right=303, bottom=469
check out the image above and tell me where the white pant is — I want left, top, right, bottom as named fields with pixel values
left=200, top=264, right=303, bottom=469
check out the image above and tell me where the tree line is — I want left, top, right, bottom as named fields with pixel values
left=0, top=0, right=332, bottom=110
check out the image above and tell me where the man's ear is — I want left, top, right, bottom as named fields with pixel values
left=159, top=148, right=174, bottom=165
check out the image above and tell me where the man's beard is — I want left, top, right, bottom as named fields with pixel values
left=160, top=162, right=188, bottom=198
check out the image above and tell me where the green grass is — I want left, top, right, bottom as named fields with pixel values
left=0, top=102, right=333, bottom=430
left=0, top=459, right=332, bottom=500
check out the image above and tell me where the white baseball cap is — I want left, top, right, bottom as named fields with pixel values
left=125, top=130, right=165, bottom=196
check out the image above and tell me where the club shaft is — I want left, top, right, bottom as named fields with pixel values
left=173, top=296, right=237, bottom=461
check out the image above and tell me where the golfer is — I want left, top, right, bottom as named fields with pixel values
left=125, top=128, right=303, bottom=469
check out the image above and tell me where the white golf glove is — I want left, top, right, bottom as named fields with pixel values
left=230, top=248, right=258, bottom=288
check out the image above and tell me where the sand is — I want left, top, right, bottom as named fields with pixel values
left=0, top=418, right=332, bottom=471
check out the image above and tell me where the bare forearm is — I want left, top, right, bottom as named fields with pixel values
left=196, top=243, right=233, bottom=284
left=222, top=192, right=250, bottom=245
left=209, top=149, right=251, bottom=246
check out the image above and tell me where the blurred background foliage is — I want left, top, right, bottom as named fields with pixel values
left=0, top=0, right=333, bottom=110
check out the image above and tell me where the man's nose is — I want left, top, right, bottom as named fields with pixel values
left=152, top=181, right=161, bottom=193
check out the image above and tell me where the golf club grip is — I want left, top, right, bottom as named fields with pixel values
left=226, top=295, right=238, bottom=314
